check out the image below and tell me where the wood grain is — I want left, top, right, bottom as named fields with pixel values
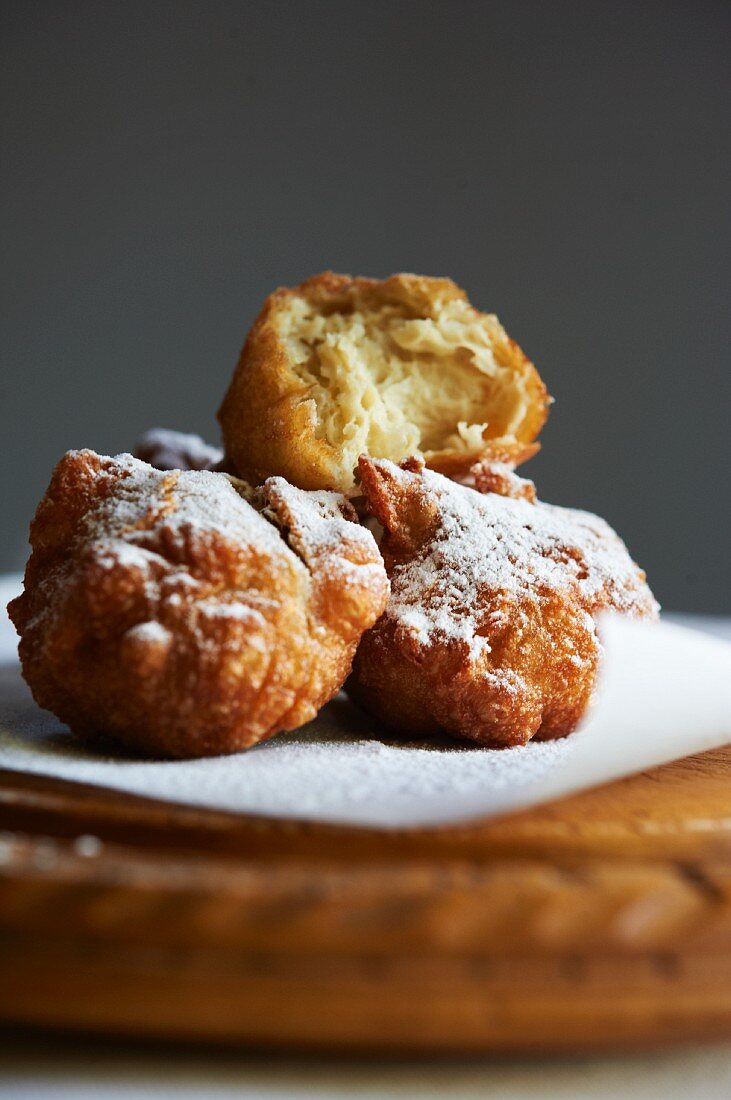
left=1, top=747, right=731, bottom=1053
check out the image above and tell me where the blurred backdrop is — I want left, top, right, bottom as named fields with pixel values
left=2, top=0, right=729, bottom=611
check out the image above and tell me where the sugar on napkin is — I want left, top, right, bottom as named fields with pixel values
left=1, top=575, right=730, bottom=828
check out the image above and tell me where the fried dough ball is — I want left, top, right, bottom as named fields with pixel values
left=218, top=272, right=550, bottom=495
left=8, top=450, right=388, bottom=758
left=134, top=428, right=223, bottom=471
left=348, top=456, right=658, bottom=747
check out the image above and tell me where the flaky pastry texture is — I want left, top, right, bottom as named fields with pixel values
left=218, top=272, right=550, bottom=494
left=348, top=456, right=658, bottom=747
left=8, top=450, right=388, bottom=758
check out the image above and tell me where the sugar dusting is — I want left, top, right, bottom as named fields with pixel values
left=81, top=453, right=282, bottom=552
left=263, top=478, right=360, bottom=556
left=124, top=620, right=172, bottom=645
left=46, top=454, right=291, bottom=634
left=0, top=672, right=577, bottom=823
left=2, top=575, right=731, bottom=827
left=378, top=461, right=658, bottom=656
left=23, top=453, right=386, bottom=664
left=0, top=573, right=573, bottom=823
left=261, top=476, right=389, bottom=598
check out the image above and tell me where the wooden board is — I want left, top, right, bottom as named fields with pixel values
left=1, top=746, right=731, bottom=1054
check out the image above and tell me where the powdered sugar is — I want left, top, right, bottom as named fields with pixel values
left=2, top=613, right=731, bottom=826
left=375, top=460, right=658, bottom=656
left=263, top=478, right=359, bottom=555
left=2, top=575, right=731, bottom=827
left=80, top=452, right=285, bottom=559
left=0, top=667, right=577, bottom=822
left=260, top=476, right=387, bottom=597
left=124, top=620, right=172, bottom=645
left=17, top=452, right=387, bottom=672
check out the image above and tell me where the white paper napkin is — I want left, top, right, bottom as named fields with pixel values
left=1, top=574, right=730, bottom=827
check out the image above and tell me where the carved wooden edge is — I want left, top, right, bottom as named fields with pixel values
left=3, top=754, right=731, bottom=1052
left=2, top=829, right=731, bottom=958
left=3, top=932, right=731, bottom=1053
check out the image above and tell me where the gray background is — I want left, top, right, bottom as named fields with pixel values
left=2, top=0, right=729, bottom=611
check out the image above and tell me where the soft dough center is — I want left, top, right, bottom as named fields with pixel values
left=278, top=296, right=531, bottom=476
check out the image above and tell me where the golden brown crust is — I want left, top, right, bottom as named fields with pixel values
left=348, top=456, right=658, bottom=748
left=217, top=272, right=550, bottom=493
left=8, top=450, right=388, bottom=759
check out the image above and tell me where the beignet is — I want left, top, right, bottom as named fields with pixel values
left=9, top=450, right=388, bottom=758
left=348, top=456, right=658, bottom=746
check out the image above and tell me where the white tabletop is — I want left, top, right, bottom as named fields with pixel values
left=2, top=1032, right=731, bottom=1099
